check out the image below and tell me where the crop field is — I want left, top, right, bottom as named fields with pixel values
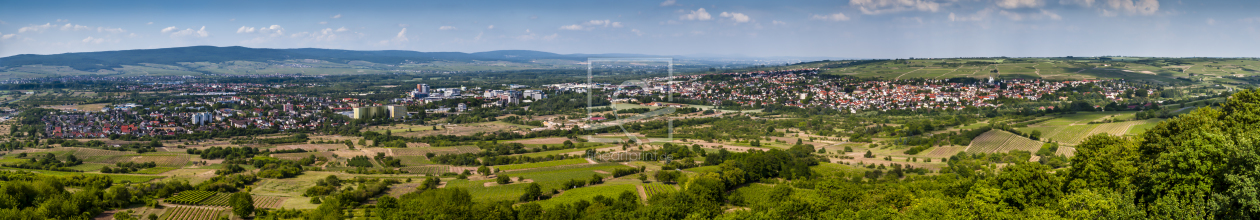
left=1088, top=121, right=1141, bottom=137
left=392, top=146, right=480, bottom=156
left=199, top=193, right=232, bottom=206
left=449, top=163, right=630, bottom=202
left=966, top=130, right=1043, bottom=154
left=399, top=165, right=452, bottom=175
left=271, top=144, right=345, bottom=151
left=1056, top=146, right=1077, bottom=157
left=0, top=166, right=162, bottom=183
left=535, top=183, right=638, bottom=208
left=132, top=155, right=191, bottom=167
left=67, top=147, right=136, bottom=158
left=494, top=158, right=589, bottom=171
left=161, top=206, right=225, bottom=220
left=731, top=183, right=821, bottom=208
left=272, top=152, right=334, bottom=160
left=252, top=196, right=286, bottom=209
left=84, top=155, right=137, bottom=164
left=166, top=190, right=216, bottom=205
left=397, top=156, right=435, bottom=166
left=1126, top=119, right=1165, bottom=135
left=135, top=167, right=178, bottom=174
left=1047, top=124, right=1099, bottom=144
left=643, top=183, right=677, bottom=199
left=924, top=146, right=966, bottom=158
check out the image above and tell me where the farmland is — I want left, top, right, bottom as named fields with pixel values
left=160, top=206, right=224, bottom=220
left=166, top=190, right=216, bottom=205
left=494, top=158, right=590, bottom=171
left=965, top=130, right=1044, bottom=154
left=534, top=183, right=639, bottom=208
left=643, top=183, right=677, bottom=199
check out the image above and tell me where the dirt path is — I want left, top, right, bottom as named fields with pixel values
left=1033, top=63, right=1043, bottom=77
left=636, top=185, right=649, bottom=204
left=585, top=158, right=598, bottom=164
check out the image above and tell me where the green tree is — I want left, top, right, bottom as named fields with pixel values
left=478, top=165, right=491, bottom=176
left=1135, top=88, right=1260, bottom=218
left=1064, top=134, right=1139, bottom=193
left=230, top=192, right=255, bottom=217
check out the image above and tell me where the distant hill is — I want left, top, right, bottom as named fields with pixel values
left=0, top=46, right=660, bottom=72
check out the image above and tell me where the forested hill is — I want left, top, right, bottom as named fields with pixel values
left=0, top=46, right=646, bottom=71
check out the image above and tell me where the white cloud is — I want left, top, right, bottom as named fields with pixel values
left=772, top=20, right=787, bottom=25
left=18, top=23, right=54, bottom=33
left=331, top=14, right=342, bottom=19
left=82, top=36, right=106, bottom=44
left=61, top=23, right=91, bottom=31
left=398, top=24, right=410, bottom=27
left=336, top=27, right=349, bottom=32
left=560, top=20, right=623, bottom=30
left=631, top=29, right=643, bottom=36
left=681, top=8, right=712, bottom=21
left=720, top=12, right=751, bottom=23
left=1, top=33, right=15, bottom=40
left=996, top=0, right=1044, bottom=9
left=97, top=27, right=126, bottom=33
left=439, top=26, right=457, bottom=30
left=1102, top=0, right=1159, bottom=16
left=319, top=21, right=328, bottom=25
left=1207, top=18, right=1216, bottom=26
left=998, top=9, right=1061, bottom=21
left=0, top=20, right=8, bottom=25
left=236, top=25, right=283, bottom=36
left=660, top=0, right=676, bottom=6
left=146, top=22, right=153, bottom=25
left=161, top=26, right=178, bottom=33
left=487, top=25, right=495, bottom=29
left=394, top=28, right=408, bottom=42
left=1059, top=0, right=1094, bottom=7
left=849, top=0, right=942, bottom=15
left=169, top=26, right=209, bottom=38
left=949, top=8, right=994, bottom=22
left=810, top=13, right=851, bottom=21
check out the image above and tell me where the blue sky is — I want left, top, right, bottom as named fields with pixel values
left=0, top=0, right=1257, bottom=59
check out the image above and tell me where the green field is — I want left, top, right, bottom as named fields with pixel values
left=534, top=182, right=639, bottom=208
left=450, top=163, right=631, bottom=202
left=494, top=158, right=590, bottom=171
left=966, top=130, right=1043, bottom=154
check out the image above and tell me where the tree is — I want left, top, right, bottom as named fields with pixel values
left=864, top=150, right=875, bottom=158
left=520, top=183, right=542, bottom=202
left=639, top=173, right=648, bottom=183
left=1064, top=134, right=1139, bottom=193
left=1029, top=130, right=1042, bottom=140
left=589, top=174, right=604, bottom=185
left=230, top=192, right=255, bottom=217
left=478, top=165, right=491, bottom=176
left=496, top=175, right=511, bottom=184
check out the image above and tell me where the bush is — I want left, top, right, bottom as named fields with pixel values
left=496, top=175, right=511, bottom=184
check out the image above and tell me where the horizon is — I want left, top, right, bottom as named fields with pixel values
left=2, top=0, right=1258, bottom=59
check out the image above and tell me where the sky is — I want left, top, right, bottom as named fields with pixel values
left=0, top=0, right=1257, bottom=59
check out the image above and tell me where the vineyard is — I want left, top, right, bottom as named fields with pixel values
left=166, top=190, right=216, bottom=205
left=272, top=152, right=334, bottom=160
left=644, top=183, right=676, bottom=198
left=161, top=206, right=224, bottom=220
left=1056, top=146, right=1077, bottom=157
left=1088, top=121, right=1141, bottom=137
left=1047, top=124, right=1099, bottom=144
left=131, top=155, right=191, bottom=167
left=966, top=130, right=1044, bottom=154
left=495, top=158, right=589, bottom=171
left=252, top=196, right=286, bottom=209
left=924, top=146, right=966, bottom=158
left=392, top=146, right=481, bottom=157
left=198, top=193, right=232, bottom=206
left=399, top=165, right=452, bottom=175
